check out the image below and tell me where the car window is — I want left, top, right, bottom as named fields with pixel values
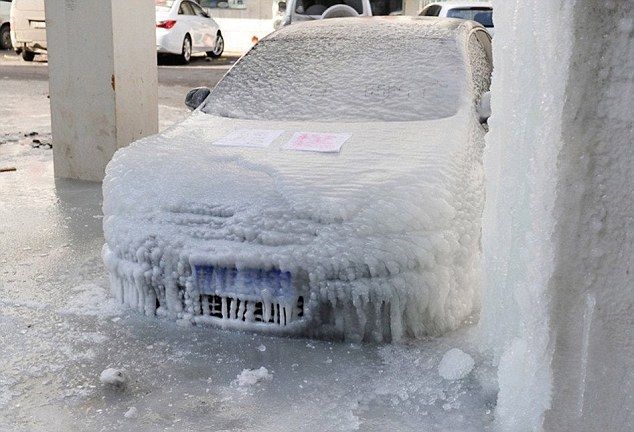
left=198, top=0, right=247, bottom=9
left=295, top=0, right=364, bottom=15
left=191, top=2, right=206, bottom=15
left=179, top=1, right=196, bottom=15
left=370, top=0, right=403, bottom=16
left=156, top=0, right=175, bottom=11
left=204, top=22, right=467, bottom=122
left=420, top=5, right=442, bottom=16
left=446, top=7, right=493, bottom=28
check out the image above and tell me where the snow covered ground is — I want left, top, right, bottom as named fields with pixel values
left=0, top=78, right=497, bottom=431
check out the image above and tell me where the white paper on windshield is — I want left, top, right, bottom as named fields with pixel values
left=213, top=129, right=284, bottom=148
left=284, top=132, right=351, bottom=153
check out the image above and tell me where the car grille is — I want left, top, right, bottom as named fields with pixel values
left=194, top=265, right=304, bottom=326
left=199, top=294, right=304, bottom=325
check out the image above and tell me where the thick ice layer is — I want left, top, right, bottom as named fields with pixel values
left=103, top=107, right=485, bottom=342
left=204, top=17, right=467, bottom=122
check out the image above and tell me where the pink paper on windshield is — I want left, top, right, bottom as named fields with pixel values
left=285, top=132, right=351, bottom=153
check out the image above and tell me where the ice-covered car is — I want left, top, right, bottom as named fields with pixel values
left=103, top=17, right=492, bottom=342
left=156, top=0, right=224, bottom=63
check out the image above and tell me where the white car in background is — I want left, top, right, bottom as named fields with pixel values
left=0, top=0, right=11, bottom=50
left=103, top=17, right=493, bottom=342
left=276, top=0, right=372, bottom=28
left=420, top=1, right=493, bottom=35
left=10, top=0, right=46, bottom=60
left=156, top=0, right=224, bottom=63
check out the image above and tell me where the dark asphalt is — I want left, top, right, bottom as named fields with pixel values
left=0, top=50, right=238, bottom=88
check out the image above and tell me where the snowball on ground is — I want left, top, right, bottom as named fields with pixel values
left=99, top=368, right=127, bottom=389
left=438, top=348, right=475, bottom=380
left=236, top=367, right=273, bottom=386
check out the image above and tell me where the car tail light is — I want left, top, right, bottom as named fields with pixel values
left=156, top=20, right=176, bottom=29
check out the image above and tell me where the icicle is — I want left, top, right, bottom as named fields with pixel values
left=237, top=299, right=246, bottom=321
left=144, top=288, right=156, bottom=316
left=245, top=301, right=256, bottom=322
left=201, top=295, right=210, bottom=316
left=263, top=301, right=271, bottom=324
left=288, top=300, right=296, bottom=323
left=229, top=297, right=237, bottom=320
left=221, top=296, right=228, bottom=319
left=390, top=297, right=403, bottom=341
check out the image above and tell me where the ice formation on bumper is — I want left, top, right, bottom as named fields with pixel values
left=102, top=18, right=488, bottom=342
left=103, top=111, right=484, bottom=341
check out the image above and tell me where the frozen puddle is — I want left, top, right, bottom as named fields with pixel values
left=58, top=283, right=122, bottom=318
left=1, top=103, right=495, bottom=431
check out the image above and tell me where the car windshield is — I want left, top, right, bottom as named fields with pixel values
left=155, top=0, right=176, bottom=10
left=203, top=21, right=467, bottom=122
left=447, top=8, right=493, bottom=28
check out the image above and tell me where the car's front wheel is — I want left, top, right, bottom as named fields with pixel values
left=206, top=33, right=224, bottom=58
left=22, top=50, right=35, bottom=62
left=180, top=35, right=192, bottom=64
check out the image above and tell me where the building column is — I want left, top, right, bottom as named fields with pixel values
left=45, top=0, right=158, bottom=182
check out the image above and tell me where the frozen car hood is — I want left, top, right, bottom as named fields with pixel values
left=105, top=111, right=471, bottom=222
left=103, top=108, right=485, bottom=341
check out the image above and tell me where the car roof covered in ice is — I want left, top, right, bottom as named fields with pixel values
left=203, top=17, right=483, bottom=123
left=268, top=15, right=482, bottom=38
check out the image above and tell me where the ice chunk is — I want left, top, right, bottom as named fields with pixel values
left=438, top=348, right=474, bottom=381
left=235, top=367, right=273, bottom=386
left=123, top=407, right=138, bottom=419
left=99, top=368, right=127, bottom=390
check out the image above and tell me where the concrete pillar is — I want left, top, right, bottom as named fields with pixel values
left=45, top=0, right=158, bottom=181
left=482, top=0, right=633, bottom=430
left=544, top=1, right=633, bottom=430
left=403, top=0, right=425, bottom=16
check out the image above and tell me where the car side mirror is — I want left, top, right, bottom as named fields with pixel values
left=185, top=87, right=211, bottom=110
left=278, top=1, right=287, bottom=13
left=477, top=91, right=491, bottom=123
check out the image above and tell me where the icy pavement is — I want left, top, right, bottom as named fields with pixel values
left=0, top=80, right=496, bottom=431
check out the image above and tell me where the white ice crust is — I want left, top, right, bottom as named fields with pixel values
left=235, top=367, right=273, bottom=387
left=102, top=18, right=488, bottom=342
left=103, top=107, right=485, bottom=342
left=204, top=18, right=467, bottom=123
